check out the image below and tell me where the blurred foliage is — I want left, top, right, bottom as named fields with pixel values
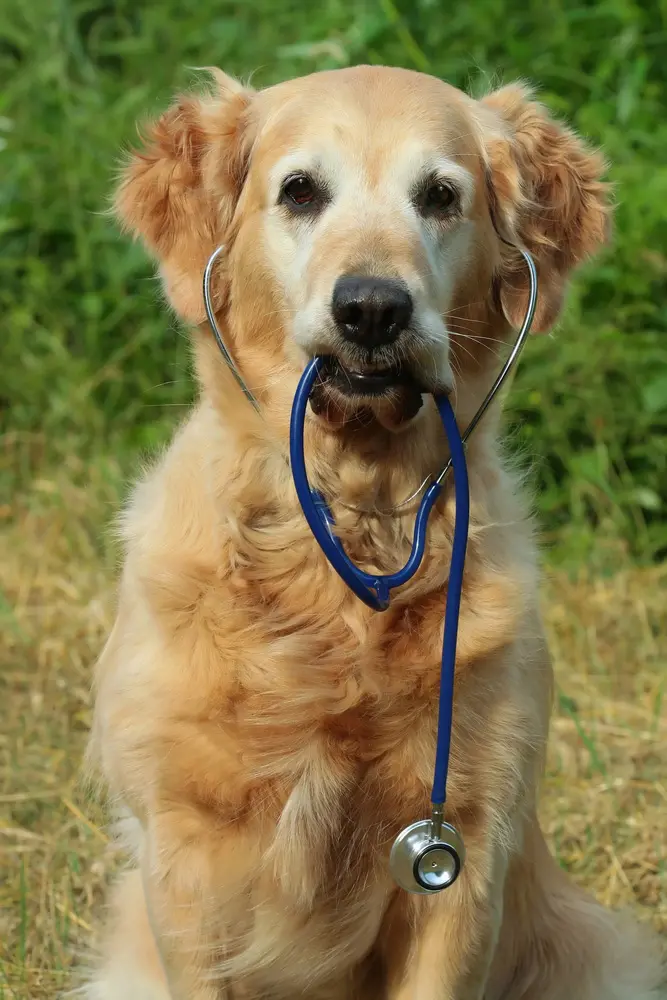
left=1, top=0, right=666, bottom=565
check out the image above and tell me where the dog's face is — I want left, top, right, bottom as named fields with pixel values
left=117, top=66, right=609, bottom=434
left=251, top=74, right=483, bottom=424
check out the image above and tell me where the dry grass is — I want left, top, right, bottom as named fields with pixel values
left=1, top=469, right=666, bottom=999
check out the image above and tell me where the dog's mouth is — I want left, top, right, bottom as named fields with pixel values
left=320, top=356, right=422, bottom=396
left=309, top=355, right=426, bottom=429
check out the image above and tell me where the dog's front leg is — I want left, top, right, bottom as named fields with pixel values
left=140, top=804, right=254, bottom=1000
left=383, top=837, right=507, bottom=1000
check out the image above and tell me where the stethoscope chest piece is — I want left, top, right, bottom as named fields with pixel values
left=390, top=817, right=465, bottom=894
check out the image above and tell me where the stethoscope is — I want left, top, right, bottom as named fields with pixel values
left=203, top=242, right=537, bottom=894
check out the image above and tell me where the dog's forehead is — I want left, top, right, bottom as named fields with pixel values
left=250, top=67, right=482, bottom=178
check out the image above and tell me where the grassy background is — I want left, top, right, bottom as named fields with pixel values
left=2, top=0, right=667, bottom=564
left=1, top=0, right=666, bottom=995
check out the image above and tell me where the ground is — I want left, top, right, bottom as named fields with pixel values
left=1, top=472, right=666, bottom=999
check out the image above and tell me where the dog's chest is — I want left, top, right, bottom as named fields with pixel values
left=234, top=594, right=443, bottom=839
left=251, top=609, right=439, bottom=910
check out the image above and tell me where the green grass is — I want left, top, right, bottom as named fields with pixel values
left=2, top=0, right=667, bottom=564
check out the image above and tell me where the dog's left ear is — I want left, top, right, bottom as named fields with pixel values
left=115, top=69, right=255, bottom=323
left=480, top=83, right=612, bottom=332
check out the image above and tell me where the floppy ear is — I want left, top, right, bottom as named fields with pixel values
left=480, top=83, right=611, bottom=332
left=115, top=70, right=255, bottom=323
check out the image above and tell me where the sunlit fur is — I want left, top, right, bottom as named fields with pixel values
left=82, top=66, right=665, bottom=999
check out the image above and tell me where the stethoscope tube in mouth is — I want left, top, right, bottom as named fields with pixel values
left=289, top=358, right=450, bottom=612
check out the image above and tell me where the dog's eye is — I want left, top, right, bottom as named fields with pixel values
left=281, top=173, right=321, bottom=211
left=417, top=180, right=459, bottom=218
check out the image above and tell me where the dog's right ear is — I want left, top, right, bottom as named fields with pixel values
left=115, top=70, right=255, bottom=323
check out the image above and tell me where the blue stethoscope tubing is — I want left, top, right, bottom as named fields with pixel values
left=289, top=359, right=470, bottom=807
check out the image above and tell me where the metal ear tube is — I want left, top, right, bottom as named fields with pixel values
left=204, top=243, right=538, bottom=895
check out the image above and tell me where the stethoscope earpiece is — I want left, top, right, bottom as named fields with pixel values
left=390, top=808, right=465, bottom=894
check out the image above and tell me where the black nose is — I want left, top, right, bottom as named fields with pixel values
left=331, top=276, right=413, bottom=348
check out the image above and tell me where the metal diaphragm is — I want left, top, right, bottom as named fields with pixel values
left=389, top=819, right=465, bottom=894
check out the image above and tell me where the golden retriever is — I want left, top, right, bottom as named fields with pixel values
left=84, top=65, right=666, bottom=999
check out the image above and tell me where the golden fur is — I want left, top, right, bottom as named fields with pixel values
left=84, top=66, right=665, bottom=999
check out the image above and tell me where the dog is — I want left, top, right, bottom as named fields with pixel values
left=84, top=65, right=666, bottom=999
